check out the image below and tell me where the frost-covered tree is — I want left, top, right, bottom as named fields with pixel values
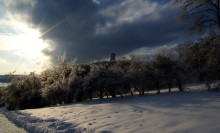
left=178, top=33, right=220, bottom=90
left=152, top=50, right=184, bottom=93
left=175, top=0, right=220, bottom=32
left=127, top=58, right=153, bottom=95
left=41, top=53, right=76, bottom=105
left=4, top=73, right=42, bottom=110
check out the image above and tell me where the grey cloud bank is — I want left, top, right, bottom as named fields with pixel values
left=6, top=0, right=191, bottom=63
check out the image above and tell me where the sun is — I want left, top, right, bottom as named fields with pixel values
left=3, top=19, right=48, bottom=58
left=15, top=28, right=47, bottom=58
left=0, top=1, right=53, bottom=74
left=0, top=20, right=52, bottom=74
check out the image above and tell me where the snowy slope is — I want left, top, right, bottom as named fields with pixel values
left=0, top=109, right=26, bottom=133
left=5, top=85, right=220, bottom=133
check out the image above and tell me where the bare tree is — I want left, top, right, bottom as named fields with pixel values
left=175, top=0, right=220, bottom=32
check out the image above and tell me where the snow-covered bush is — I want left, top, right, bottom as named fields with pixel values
left=42, top=81, right=69, bottom=105
left=41, top=53, right=76, bottom=105
left=0, top=86, right=6, bottom=107
left=4, top=73, right=43, bottom=110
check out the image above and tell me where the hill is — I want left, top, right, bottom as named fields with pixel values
left=3, top=84, right=220, bottom=133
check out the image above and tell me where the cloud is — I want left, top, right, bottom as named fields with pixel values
left=0, top=59, right=8, bottom=64
left=4, top=0, right=190, bottom=63
left=92, top=0, right=101, bottom=5
left=99, top=0, right=159, bottom=24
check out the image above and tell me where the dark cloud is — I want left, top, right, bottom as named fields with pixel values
left=7, top=0, right=190, bottom=63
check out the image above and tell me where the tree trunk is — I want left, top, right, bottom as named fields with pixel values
left=156, top=81, right=160, bottom=94
left=130, top=90, right=134, bottom=96
left=119, top=92, right=123, bottom=98
left=217, top=0, right=220, bottom=29
left=168, top=81, right=172, bottom=93
left=134, top=86, right=141, bottom=95
left=104, top=90, right=109, bottom=98
left=111, top=88, right=116, bottom=98
left=157, top=86, right=160, bottom=94
left=89, top=94, right=93, bottom=100
left=97, top=88, right=104, bottom=99
left=176, top=78, right=183, bottom=91
left=141, top=87, right=145, bottom=95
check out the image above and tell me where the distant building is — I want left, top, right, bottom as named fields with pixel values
left=110, top=53, right=116, bottom=61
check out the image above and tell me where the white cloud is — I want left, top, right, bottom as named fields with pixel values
left=101, top=0, right=159, bottom=23
left=95, top=0, right=164, bottom=34
left=0, top=59, right=8, bottom=64
left=127, top=43, right=179, bottom=59
left=92, top=0, right=101, bottom=5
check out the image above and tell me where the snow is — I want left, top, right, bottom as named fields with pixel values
left=0, top=109, right=26, bottom=133
left=4, top=85, right=220, bottom=133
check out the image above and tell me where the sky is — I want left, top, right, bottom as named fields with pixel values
left=0, top=0, right=196, bottom=74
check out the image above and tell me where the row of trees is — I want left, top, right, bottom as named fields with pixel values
left=179, top=33, right=220, bottom=89
left=1, top=33, right=220, bottom=110
left=0, top=50, right=185, bottom=109
left=0, top=33, right=220, bottom=110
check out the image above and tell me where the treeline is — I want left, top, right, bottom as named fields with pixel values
left=0, top=75, right=21, bottom=83
left=0, top=33, right=220, bottom=110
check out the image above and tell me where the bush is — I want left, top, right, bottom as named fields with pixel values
left=0, top=87, right=5, bottom=107
left=42, top=82, right=69, bottom=105
left=4, top=73, right=43, bottom=110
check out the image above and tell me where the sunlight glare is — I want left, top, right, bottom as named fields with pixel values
left=0, top=20, right=52, bottom=74
left=11, top=26, right=48, bottom=58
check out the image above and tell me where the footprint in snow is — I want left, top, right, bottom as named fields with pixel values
left=133, top=110, right=143, bottom=113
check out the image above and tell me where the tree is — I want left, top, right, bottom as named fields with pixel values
left=153, top=52, right=175, bottom=93
left=127, top=59, right=153, bottom=95
left=0, top=87, right=6, bottom=107
left=41, top=53, right=76, bottom=105
left=4, top=73, right=43, bottom=110
left=175, top=0, right=220, bottom=32
left=199, top=34, right=220, bottom=90
left=178, top=33, right=220, bottom=90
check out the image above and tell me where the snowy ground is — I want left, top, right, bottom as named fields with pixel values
left=4, top=84, right=220, bottom=133
left=0, top=109, right=26, bottom=133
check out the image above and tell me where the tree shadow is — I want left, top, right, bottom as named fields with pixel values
left=127, top=91, right=220, bottom=110
left=3, top=111, right=95, bottom=133
left=60, top=90, right=220, bottom=111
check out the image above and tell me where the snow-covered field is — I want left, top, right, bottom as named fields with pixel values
left=4, top=84, right=220, bottom=133
left=0, top=109, right=26, bottom=133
